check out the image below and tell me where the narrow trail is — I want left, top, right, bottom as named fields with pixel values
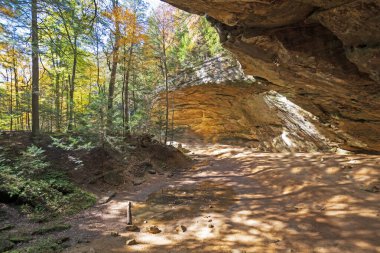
left=65, top=143, right=380, bottom=253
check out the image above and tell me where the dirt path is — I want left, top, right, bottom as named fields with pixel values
left=65, top=143, right=380, bottom=253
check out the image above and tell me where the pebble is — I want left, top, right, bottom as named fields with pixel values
left=110, top=231, right=119, bottom=237
left=147, top=225, right=161, bottom=234
left=126, top=239, right=137, bottom=245
left=208, top=224, right=214, bottom=228
left=125, top=225, right=139, bottom=232
left=176, top=225, right=187, bottom=232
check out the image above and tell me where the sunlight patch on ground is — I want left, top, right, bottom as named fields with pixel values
left=64, top=142, right=380, bottom=253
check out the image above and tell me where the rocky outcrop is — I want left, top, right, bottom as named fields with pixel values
left=162, top=0, right=380, bottom=152
left=153, top=56, right=349, bottom=152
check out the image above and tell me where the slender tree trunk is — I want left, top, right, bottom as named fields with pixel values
left=107, top=0, right=121, bottom=131
left=163, top=49, right=169, bottom=145
left=26, top=112, right=30, bottom=130
left=7, top=69, right=13, bottom=131
left=12, top=49, right=21, bottom=130
left=68, top=40, right=77, bottom=131
left=60, top=76, right=65, bottom=128
left=55, top=72, right=60, bottom=131
left=123, top=44, right=133, bottom=137
left=66, top=76, right=70, bottom=126
left=171, top=92, right=175, bottom=144
left=31, top=0, right=40, bottom=136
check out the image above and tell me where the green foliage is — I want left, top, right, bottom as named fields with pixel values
left=50, top=136, right=94, bottom=151
left=7, top=237, right=65, bottom=253
left=32, top=223, right=71, bottom=235
left=0, top=146, right=96, bottom=217
left=200, top=17, right=224, bottom=56
left=16, top=145, right=50, bottom=177
left=0, top=145, right=49, bottom=177
left=0, top=0, right=227, bottom=143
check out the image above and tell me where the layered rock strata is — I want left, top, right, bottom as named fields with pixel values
left=162, top=0, right=380, bottom=152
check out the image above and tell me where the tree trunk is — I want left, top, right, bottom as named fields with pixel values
left=13, top=48, right=21, bottom=130
left=66, top=76, right=70, bottom=125
left=123, top=44, right=133, bottom=137
left=31, top=0, right=40, bottom=136
left=7, top=69, right=13, bottom=131
left=68, top=39, right=77, bottom=131
left=107, top=0, right=121, bottom=131
left=55, top=72, right=61, bottom=131
left=163, top=51, right=169, bottom=145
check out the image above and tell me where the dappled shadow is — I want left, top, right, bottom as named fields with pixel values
left=64, top=143, right=380, bottom=253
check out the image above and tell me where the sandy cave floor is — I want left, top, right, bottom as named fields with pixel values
left=64, top=143, right=380, bottom=253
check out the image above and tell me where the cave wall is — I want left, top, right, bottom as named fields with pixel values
left=155, top=85, right=335, bottom=152
left=162, top=0, right=380, bottom=152
left=153, top=57, right=343, bottom=152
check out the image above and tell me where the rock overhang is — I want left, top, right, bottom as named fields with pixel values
left=160, top=0, right=380, bottom=152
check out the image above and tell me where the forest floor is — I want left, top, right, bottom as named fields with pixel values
left=1, top=135, right=380, bottom=253
left=63, top=142, right=380, bottom=253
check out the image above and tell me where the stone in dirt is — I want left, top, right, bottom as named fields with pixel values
left=110, top=231, right=119, bottom=237
left=132, top=178, right=145, bottom=186
left=175, top=225, right=187, bottom=232
left=126, top=239, right=137, bottom=245
left=166, top=172, right=174, bottom=178
left=148, top=169, right=157, bottom=174
left=363, top=185, right=380, bottom=193
left=147, top=226, right=161, bottom=234
left=341, top=164, right=353, bottom=170
left=125, top=225, right=139, bottom=232
left=99, top=192, right=117, bottom=204
left=208, top=224, right=214, bottom=228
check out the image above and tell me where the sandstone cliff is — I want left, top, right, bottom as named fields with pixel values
left=153, top=56, right=349, bottom=152
left=161, top=0, right=380, bottom=152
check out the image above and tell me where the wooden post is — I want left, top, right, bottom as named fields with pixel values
left=127, top=201, right=132, bottom=225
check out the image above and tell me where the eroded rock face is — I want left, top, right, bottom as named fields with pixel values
left=154, top=57, right=345, bottom=152
left=162, top=0, right=380, bottom=152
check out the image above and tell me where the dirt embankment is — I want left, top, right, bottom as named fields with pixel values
left=0, top=132, right=192, bottom=252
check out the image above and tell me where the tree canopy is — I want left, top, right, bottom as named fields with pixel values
left=0, top=0, right=225, bottom=143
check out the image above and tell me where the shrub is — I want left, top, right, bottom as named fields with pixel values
left=50, top=136, right=94, bottom=151
left=15, top=145, right=50, bottom=177
left=0, top=146, right=96, bottom=217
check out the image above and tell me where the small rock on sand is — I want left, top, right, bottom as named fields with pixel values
left=147, top=226, right=161, bottom=234
left=126, top=239, right=137, bottom=245
left=176, top=225, right=187, bottom=232
left=125, top=225, right=139, bottom=232
left=132, top=179, right=145, bottom=186
left=110, top=231, right=119, bottom=237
